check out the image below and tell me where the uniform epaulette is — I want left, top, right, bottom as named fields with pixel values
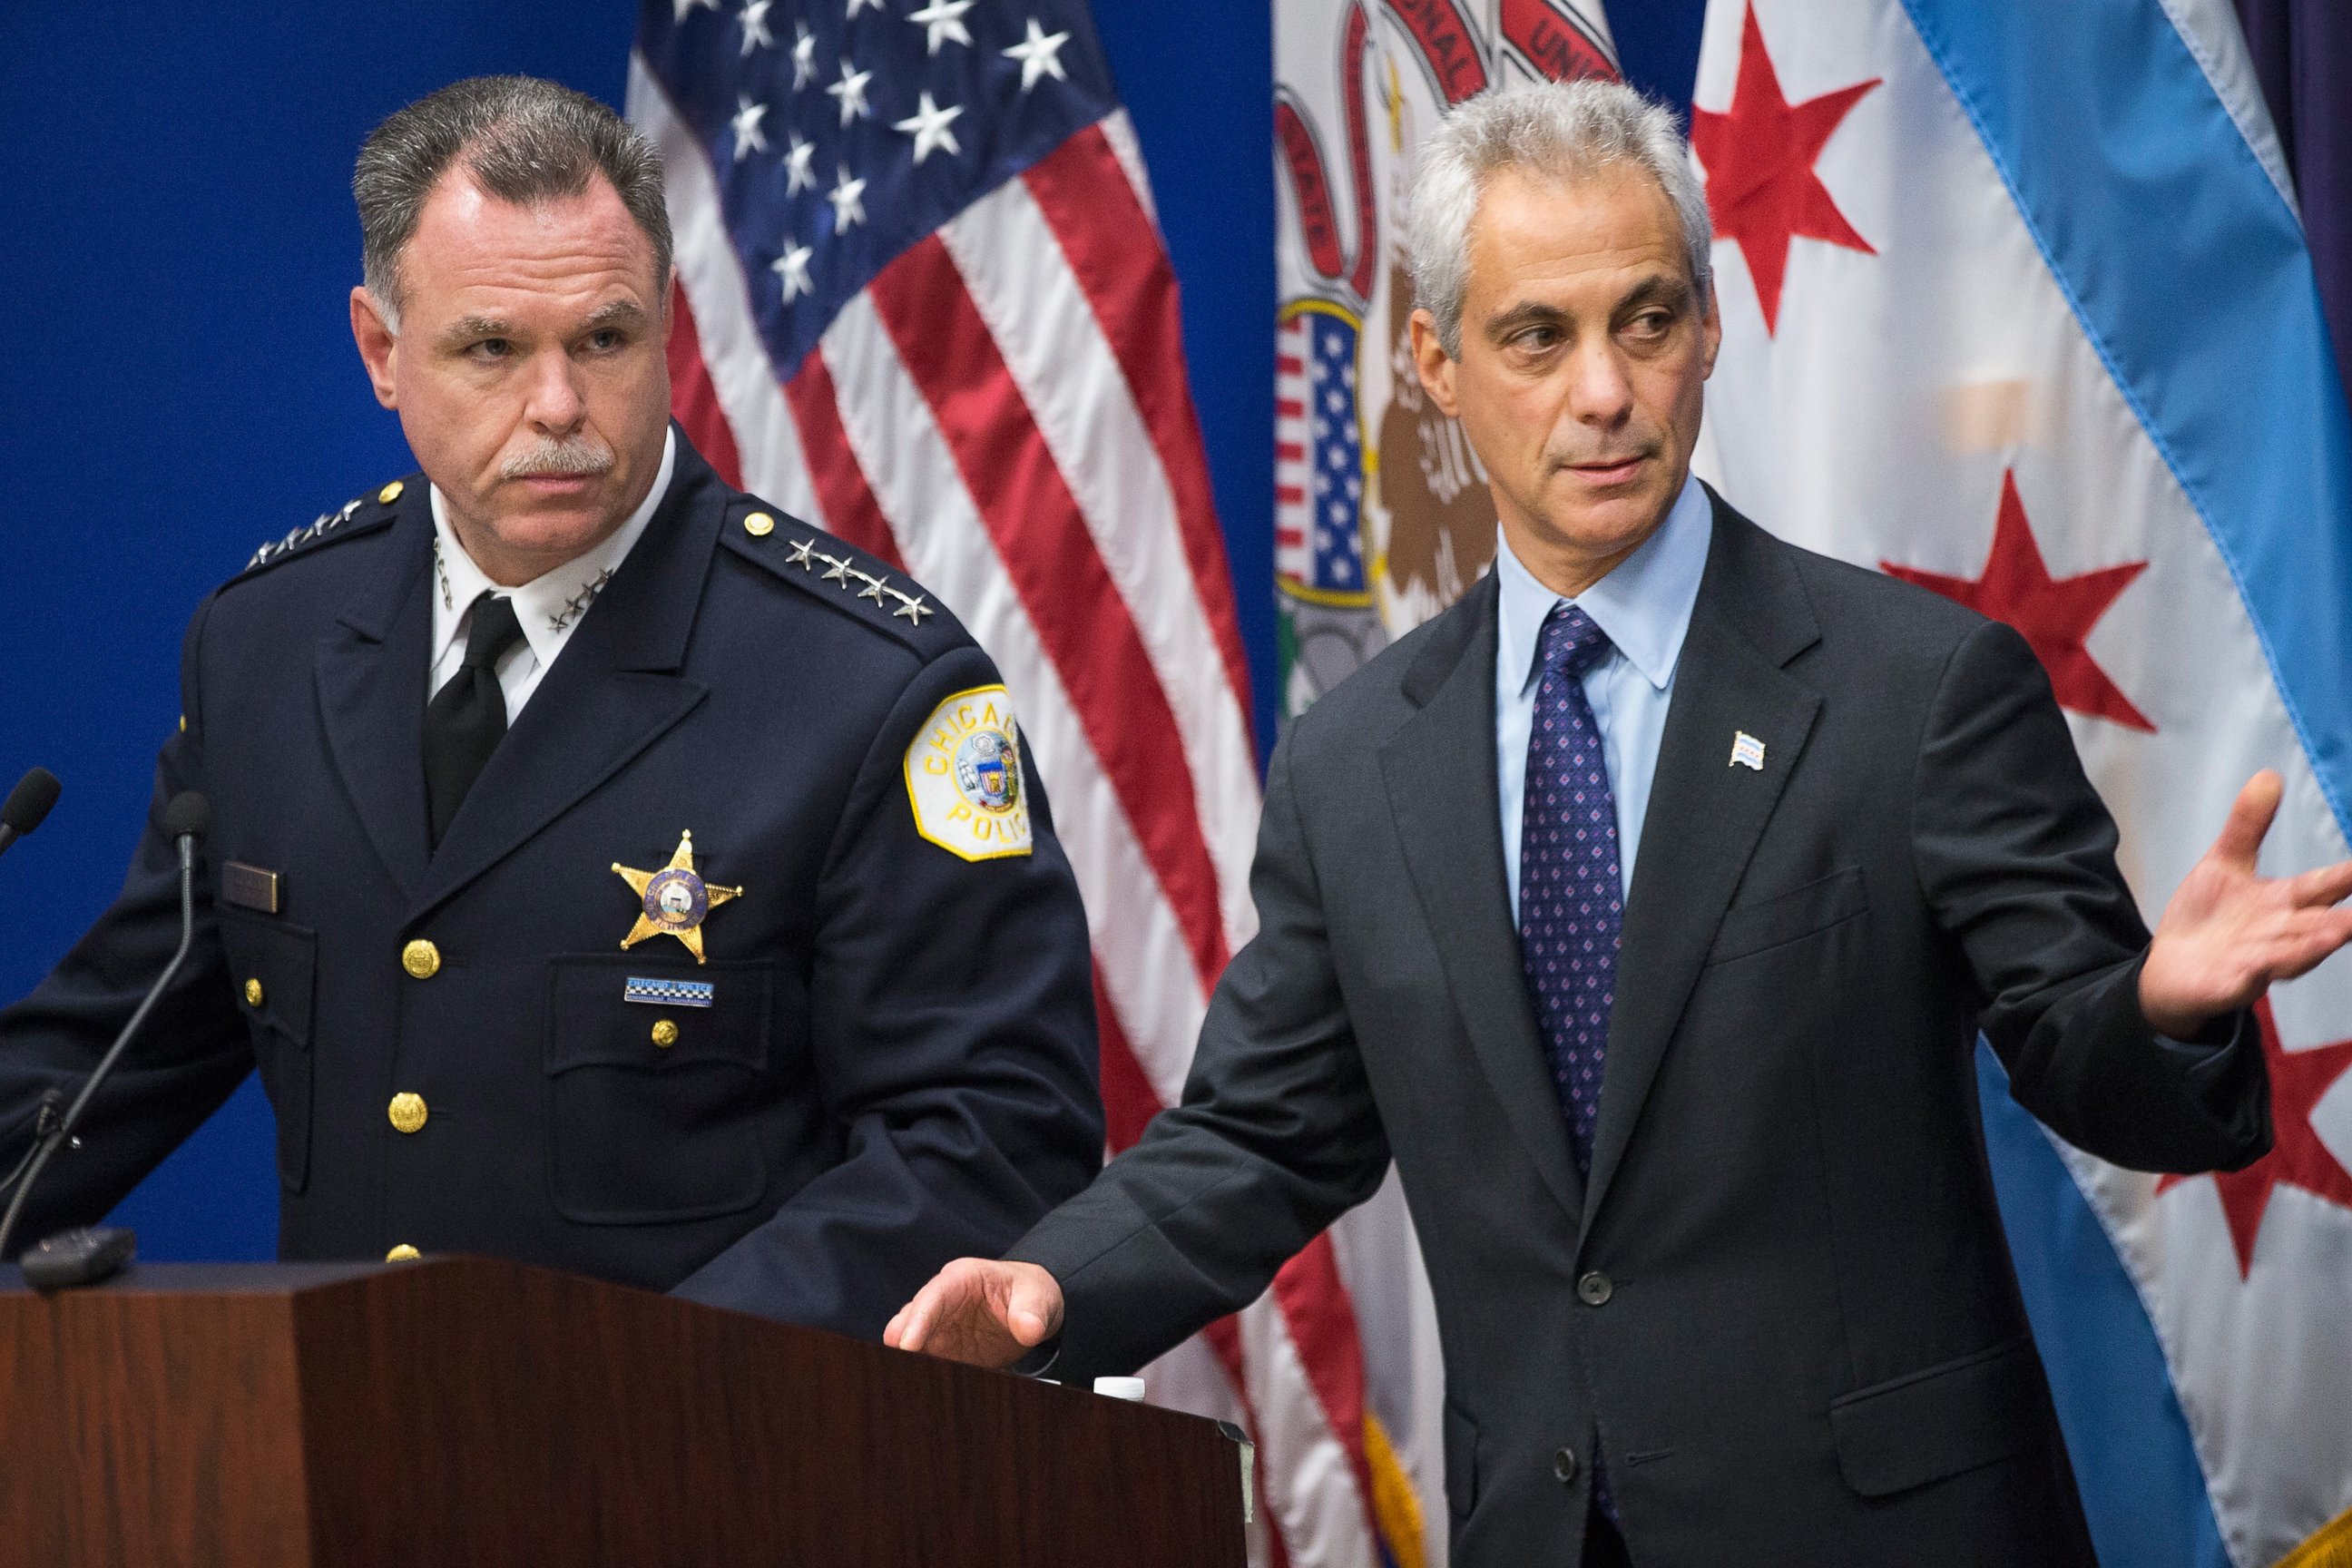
left=720, top=496, right=957, bottom=651
left=239, top=476, right=414, bottom=576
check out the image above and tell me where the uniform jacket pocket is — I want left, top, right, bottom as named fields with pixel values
left=1828, top=1334, right=2043, bottom=1496
left=544, top=954, right=775, bottom=1225
left=1706, top=865, right=1868, bottom=966
left=217, top=908, right=317, bottom=1193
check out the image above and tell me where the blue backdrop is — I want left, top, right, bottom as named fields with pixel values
left=0, top=4, right=1700, bottom=1258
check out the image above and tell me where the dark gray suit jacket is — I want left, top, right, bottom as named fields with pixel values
left=1009, top=490, right=2269, bottom=1567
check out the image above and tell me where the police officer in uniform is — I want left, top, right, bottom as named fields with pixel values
left=0, top=76, right=1103, bottom=1336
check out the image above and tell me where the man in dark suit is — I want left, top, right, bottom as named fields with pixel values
left=0, top=76, right=1102, bottom=1338
left=888, top=79, right=2352, bottom=1564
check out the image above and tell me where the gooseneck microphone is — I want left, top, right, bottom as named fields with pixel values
left=0, top=768, right=61, bottom=859
left=0, top=791, right=209, bottom=1264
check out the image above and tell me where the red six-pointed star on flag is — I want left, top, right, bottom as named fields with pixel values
left=2157, top=998, right=2352, bottom=1278
left=1884, top=469, right=2156, bottom=732
left=1689, top=3, right=1880, bottom=334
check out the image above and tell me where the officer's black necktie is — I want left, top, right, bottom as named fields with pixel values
left=423, top=592, right=525, bottom=848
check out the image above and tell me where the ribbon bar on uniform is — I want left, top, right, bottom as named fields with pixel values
left=623, top=977, right=715, bottom=1008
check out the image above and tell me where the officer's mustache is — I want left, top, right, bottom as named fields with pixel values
left=503, top=436, right=615, bottom=479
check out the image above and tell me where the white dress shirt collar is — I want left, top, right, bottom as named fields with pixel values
left=427, top=427, right=677, bottom=685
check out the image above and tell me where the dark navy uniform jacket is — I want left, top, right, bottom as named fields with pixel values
left=0, top=434, right=1103, bottom=1337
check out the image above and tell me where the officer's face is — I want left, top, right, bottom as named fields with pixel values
left=349, top=171, right=672, bottom=586
left=1410, top=164, right=1719, bottom=597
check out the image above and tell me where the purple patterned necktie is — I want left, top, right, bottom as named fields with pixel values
left=1518, top=601, right=1624, bottom=1531
left=1519, top=603, right=1622, bottom=1177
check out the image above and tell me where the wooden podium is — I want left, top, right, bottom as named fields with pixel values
left=0, top=1256, right=1249, bottom=1567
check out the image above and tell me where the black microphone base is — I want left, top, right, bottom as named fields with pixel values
left=20, top=1226, right=136, bottom=1293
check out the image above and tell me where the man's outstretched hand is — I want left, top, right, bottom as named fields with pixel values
left=2141, top=770, right=2352, bottom=1037
left=885, top=1258, right=1066, bottom=1368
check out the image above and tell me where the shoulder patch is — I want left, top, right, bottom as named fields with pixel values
left=722, top=501, right=955, bottom=651
left=240, top=478, right=410, bottom=576
left=903, top=684, right=1034, bottom=861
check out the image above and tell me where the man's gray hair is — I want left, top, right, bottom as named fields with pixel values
left=1403, top=78, right=1712, bottom=359
left=355, top=75, right=672, bottom=330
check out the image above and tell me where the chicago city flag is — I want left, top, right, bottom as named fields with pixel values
left=1689, top=1, right=2352, bottom=1563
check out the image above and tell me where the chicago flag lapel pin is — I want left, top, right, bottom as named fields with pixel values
left=1730, top=731, right=1767, bottom=771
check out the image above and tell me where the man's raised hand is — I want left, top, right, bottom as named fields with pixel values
left=885, top=1258, right=1066, bottom=1368
left=2140, top=770, right=2352, bottom=1037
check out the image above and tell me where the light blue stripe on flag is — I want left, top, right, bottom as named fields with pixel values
left=1977, top=1047, right=2230, bottom=1568
left=1901, top=0, right=2352, bottom=834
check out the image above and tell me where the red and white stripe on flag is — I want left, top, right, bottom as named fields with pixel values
left=630, top=54, right=1398, bottom=1568
left=1274, top=312, right=1317, bottom=582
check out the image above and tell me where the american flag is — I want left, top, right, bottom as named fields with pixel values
left=1274, top=305, right=1370, bottom=601
left=627, top=3, right=1393, bottom=1563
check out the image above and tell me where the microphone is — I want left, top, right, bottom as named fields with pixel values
left=162, top=790, right=211, bottom=848
left=0, top=769, right=61, bottom=859
left=0, top=791, right=209, bottom=1267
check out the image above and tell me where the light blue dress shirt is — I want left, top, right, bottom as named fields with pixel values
left=1497, top=474, right=1713, bottom=911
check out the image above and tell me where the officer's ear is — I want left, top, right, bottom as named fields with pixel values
left=349, top=286, right=400, bottom=411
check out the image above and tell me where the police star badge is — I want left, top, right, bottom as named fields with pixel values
left=611, top=831, right=742, bottom=964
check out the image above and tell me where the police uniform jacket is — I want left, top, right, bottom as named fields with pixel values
left=0, top=433, right=1103, bottom=1337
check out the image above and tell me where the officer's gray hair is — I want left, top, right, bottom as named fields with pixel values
left=1403, top=78, right=1712, bottom=359
left=355, top=75, right=672, bottom=331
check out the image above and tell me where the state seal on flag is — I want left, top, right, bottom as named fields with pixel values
left=905, top=684, right=1034, bottom=861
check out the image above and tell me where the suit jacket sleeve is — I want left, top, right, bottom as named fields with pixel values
left=1004, top=733, right=1393, bottom=1381
left=0, top=595, right=254, bottom=1251
left=1914, top=618, right=2268, bottom=1173
left=671, top=642, right=1104, bottom=1337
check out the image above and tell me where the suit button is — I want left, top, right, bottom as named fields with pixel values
left=387, top=1093, right=428, bottom=1134
left=1577, top=1271, right=1613, bottom=1307
left=243, top=978, right=264, bottom=1008
left=401, top=939, right=441, bottom=979
left=385, top=1244, right=421, bottom=1262
left=1553, top=1446, right=1579, bottom=1484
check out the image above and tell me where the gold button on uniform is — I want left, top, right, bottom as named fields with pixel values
left=388, top=1093, right=428, bottom=1135
left=651, top=1018, right=680, bottom=1049
left=401, top=939, right=441, bottom=979
left=386, top=1244, right=421, bottom=1262
left=243, top=978, right=264, bottom=1008
left=743, top=511, right=775, bottom=537
left=377, top=479, right=406, bottom=504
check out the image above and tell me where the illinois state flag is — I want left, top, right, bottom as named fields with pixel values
left=1687, top=0, right=2352, bottom=1563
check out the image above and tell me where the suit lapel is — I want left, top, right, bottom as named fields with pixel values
left=315, top=505, right=435, bottom=901
left=1381, top=577, right=1586, bottom=1225
left=407, top=444, right=720, bottom=923
left=1581, top=496, right=1823, bottom=1230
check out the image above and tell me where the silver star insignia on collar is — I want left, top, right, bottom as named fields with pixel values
left=818, top=553, right=852, bottom=583
left=889, top=590, right=933, bottom=624
left=855, top=573, right=887, bottom=603
left=786, top=538, right=816, bottom=570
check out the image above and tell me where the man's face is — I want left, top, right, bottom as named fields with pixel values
left=1412, top=164, right=1720, bottom=592
left=350, top=171, right=671, bottom=584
